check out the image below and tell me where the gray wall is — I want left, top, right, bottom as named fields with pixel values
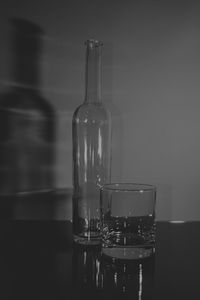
left=0, top=0, right=200, bottom=220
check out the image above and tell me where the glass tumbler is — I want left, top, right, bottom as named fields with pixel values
left=100, top=183, right=156, bottom=260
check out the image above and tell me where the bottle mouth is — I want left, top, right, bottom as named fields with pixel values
left=85, top=39, right=103, bottom=47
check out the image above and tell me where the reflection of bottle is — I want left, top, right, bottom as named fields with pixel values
left=72, top=39, right=112, bottom=245
left=72, top=244, right=102, bottom=297
left=0, top=19, right=55, bottom=194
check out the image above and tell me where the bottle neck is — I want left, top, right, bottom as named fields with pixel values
left=84, top=40, right=102, bottom=103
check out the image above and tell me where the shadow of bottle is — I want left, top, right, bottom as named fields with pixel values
left=0, top=18, right=56, bottom=218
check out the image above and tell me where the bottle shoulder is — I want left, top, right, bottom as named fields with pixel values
left=73, top=102, right=110, bottom=123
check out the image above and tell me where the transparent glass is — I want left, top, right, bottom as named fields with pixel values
left=100, top=183, right=156, bottom=260
left=72, top=40, right=111, bottom=245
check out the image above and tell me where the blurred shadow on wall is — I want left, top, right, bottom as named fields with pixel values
left=0, top=18, right=69, bottom=220
left=103, top=41, right=124, bottom=183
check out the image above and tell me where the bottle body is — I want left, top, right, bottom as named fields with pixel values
left=72, top=101, right=111, bottom=244
left=72, top=39, right=111, bottom=245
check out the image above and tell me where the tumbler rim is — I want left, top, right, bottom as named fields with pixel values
left=100, top=183, right=156, bottom=192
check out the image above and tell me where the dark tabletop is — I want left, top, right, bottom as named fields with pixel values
left=0, top=219, right=199, bottom=300
left=0, top=190, right=199, bottom=299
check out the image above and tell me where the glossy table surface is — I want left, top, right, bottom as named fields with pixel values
left=0, top=219, right=199, bottom=300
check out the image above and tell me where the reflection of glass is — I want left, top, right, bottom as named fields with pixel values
left=100, top=253, right=155, bottom=299
left=0, top=18, right=55, bottom=194
left=100, top=183, right=156, bottom=260
left=72, top=40, right=112, bottom=245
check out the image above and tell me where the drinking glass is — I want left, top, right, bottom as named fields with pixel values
left=100, top=183, right=156, bottom=260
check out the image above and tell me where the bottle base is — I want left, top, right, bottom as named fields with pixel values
left=73, top=234, right=101, bottom=246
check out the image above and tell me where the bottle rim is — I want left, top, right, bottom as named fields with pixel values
left=84, top=39, right=103, bottom=47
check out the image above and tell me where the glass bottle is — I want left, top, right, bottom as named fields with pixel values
left=0, top=18, right=55, bottom=194
left=72, top=39, right=111, bottom=245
